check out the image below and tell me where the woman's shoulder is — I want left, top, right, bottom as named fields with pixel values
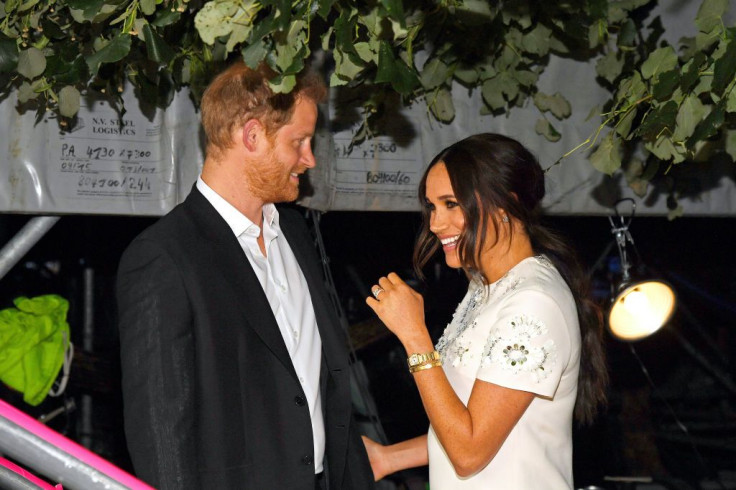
left=492, top=256, right=576, bottom=315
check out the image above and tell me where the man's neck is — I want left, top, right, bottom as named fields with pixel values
left=201, top=157, right=264, bottom=227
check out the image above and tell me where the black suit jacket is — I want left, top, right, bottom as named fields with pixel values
left=117, top=187, right=374, bottom=489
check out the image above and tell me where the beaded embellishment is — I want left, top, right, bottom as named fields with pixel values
left=435, top=256, right=556, bottom=368
left=481, top=313, right=557, bottom=383
left=436, top=272, right=523, bottom=366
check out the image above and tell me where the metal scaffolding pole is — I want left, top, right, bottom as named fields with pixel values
left=0, top=216, right=60, bottom=281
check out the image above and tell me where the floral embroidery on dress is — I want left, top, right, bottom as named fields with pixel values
left=481, top=313, right=557, bottom=383
left=436, top=267, right=527, bottom=366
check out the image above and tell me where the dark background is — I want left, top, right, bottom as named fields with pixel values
left=0, top=211, right=734, bottom=489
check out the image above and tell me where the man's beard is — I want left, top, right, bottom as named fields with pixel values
left=245, top=150, right=300, bottom=204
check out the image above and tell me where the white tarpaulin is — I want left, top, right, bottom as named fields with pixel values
left=1, top=1, right=734, bottom=216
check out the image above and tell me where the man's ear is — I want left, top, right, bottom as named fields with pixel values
left=241, top=119, right=263, bottom=152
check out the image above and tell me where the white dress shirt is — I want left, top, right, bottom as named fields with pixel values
left=197, top=177, right=325, bottom=473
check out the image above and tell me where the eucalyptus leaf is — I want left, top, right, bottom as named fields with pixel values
left=691, top=73, right=713, bottom=95
left=429, top=88, right=455, bottom=122
left=354, top=42, right=376, bottom=64
left=495, top=71, right=518, bottom=100
left=375, top=41, right=418, bottom=95
left=66, top=0, right=106, bottom=19
left=521, top=24, right=552, bottom=56
left=667, top=205, right=684, bottom=221
left=481, top=77, right=505, bottom=110
left=58, top=85, right=80, bottom=117
left=17, top=47, right=45, bottom=79
left=535, top=118, right=561, bottom=142
left=269, top=74, right=296, bottom=94
left=673, top=95, right=707, bottom=141
left=513, top=70, right=537, bottom=88
left=589, top=132, right=622, bottom=175
left=140, top=0, right=155, bottom=15
left=333, top=48, right=363, bottom=82
left=727, top=87, right=736, bottom=113
left=644, top=135, right=685, bottom=163
left=617, top=72, right=647, bottom=104
left=694, top=0, right=728, bottom=33
left=241, top=40, right=267, bottom=68
left=380, top=0, right=405, bottom=28
left=45, top=54, right=86, bottom=84
left=420, top=58, right=450, bottom=90
left=226, top=22, right=253, bottom=54
left=616, top=107, right=637, bottom=139
left=194, top=0, right=238, bottom=45
left=637, top=100, right=678, bottom=139
left=533, top=92, right=571, bottom=119
left=640, top=46, right=677, bottom=80
left=617, top=18, right=637, bottom=47
left=152, top=8, right=181, bottom=27
left=39, top=18, right=67, bottom=40
left=712, top=39, right=736, bottom=96
left=687, top=105, right=724, bottom=147
left=17, top=81, right=38, bottom=103
left=680, top=53, right=706, bottom=93
left=86, top=33, right=131, bottom=76
left=596, top=50, right=624, bottom=84
left=17, top=0, right=41, bottom=13
left=652, top=70, right=680, bottom=101
left=695, top=27, right=720, bottom=51
left=142, top=23, right=175, bottom=63
left=454, top=66, right=479, bottom=85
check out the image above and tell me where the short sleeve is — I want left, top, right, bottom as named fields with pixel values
left=476, top=289, right=572, bottom=398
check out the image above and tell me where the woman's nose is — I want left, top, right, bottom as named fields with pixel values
left=429, top=211, right=443, bottom=233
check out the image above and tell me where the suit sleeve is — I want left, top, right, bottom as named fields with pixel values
left=117, top=237, right=198, bottom=489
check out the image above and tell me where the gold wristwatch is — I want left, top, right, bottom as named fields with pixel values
left=407, top=350, right=442, bottom=369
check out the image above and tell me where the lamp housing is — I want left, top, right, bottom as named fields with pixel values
left=608, top=279, right=677, bottom=341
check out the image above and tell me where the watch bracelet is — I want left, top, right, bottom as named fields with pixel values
left=408, top=359, right=442, bottom=374
left=406, top=350, right=441, bottom=368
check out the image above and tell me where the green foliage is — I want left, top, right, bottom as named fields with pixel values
left=0, top=0, right=734, bottom=210
left=585, top=0, right=736, bottom=212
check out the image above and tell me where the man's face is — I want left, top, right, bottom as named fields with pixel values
left=245, top=97, right=318, bottom=203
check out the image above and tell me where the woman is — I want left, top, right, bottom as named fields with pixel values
left=364, top=133, right=608, bottom=488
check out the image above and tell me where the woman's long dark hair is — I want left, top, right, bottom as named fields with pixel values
left=414, top=133, right=608, bottom=425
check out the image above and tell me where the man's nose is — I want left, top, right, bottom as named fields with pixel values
left=302, top=146, right=316, bottom=168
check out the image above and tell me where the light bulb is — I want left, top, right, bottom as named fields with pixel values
left=622, top=289, right=649, bottom=315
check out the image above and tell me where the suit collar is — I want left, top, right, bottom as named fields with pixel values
left=183, top=187, right=298, bottom=381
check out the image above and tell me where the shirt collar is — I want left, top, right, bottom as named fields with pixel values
left=196, top=177, right=280, bottom=238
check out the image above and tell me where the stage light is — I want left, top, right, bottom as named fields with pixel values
left=608, top=280, right=676, bottom=341
left=605, top=199, right=677, bottom=342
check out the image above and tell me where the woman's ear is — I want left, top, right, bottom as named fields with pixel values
left=241, top=119, right=263, bottom=152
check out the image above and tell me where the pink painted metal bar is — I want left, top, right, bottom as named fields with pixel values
left=0, top=399, right=154, bottom=489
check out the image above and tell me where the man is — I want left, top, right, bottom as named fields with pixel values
left=116, top=61, right=374, bottom=489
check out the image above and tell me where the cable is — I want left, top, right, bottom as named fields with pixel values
left=628, top=343, right=727, bottom=490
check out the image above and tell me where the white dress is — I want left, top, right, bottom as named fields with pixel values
left=428, top=256, right=581, bottom=489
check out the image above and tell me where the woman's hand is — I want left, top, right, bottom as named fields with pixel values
left=366, top=272, right=429, bottom=349
left=361, top=436, right=392, bottom=481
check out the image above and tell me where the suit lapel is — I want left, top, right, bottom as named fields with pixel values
left=280, top=208, right=351, bottom=485
left=184, top=188, right=298, bottom=380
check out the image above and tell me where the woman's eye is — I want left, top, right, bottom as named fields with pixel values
left=446, top=201, right=459, bottom=209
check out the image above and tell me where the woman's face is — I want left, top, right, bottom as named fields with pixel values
left=425, top=162, right=465, bottom=269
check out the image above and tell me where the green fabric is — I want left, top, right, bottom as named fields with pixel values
left=0, top=295, right=70, bottom=406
